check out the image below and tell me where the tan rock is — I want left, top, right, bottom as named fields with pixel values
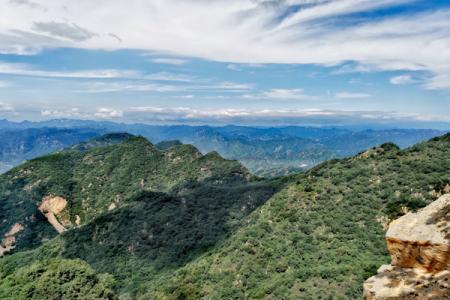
left=386, top=194, right=450, bottom=272
left=39, top=196, right=67, bottom=215
left=364, top=194, right=450, bottom=299
left=39, top=196, right=68, bottom=234
left=75, top=215, right=81, bottom=226
left=108, top=202, right=117, bottom=211
left=364, top=266, right=450, bottom=300
left=0, top=223, right=24, bottom=256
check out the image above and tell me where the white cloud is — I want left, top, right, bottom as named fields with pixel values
left=40, top=107, right=123, bottom=119
left=176, top=94, right=194, bottom=99
left=142, top=72, right=194, bottom=82
left=73, top=79, right=252, bottom=93
left=126, top=106, right=450, bottom=124
left=94, top=108, right=123, bottom=119
left=150, top=58, right=188, bottom=65
left=211, top=82, right=253, bottom=91
left=1, top=1, right=450, bottom=89
left=390, top=74, right=417, bottom=85
left=0, top=102, right=14, bottom=112
left=0, top=80, right=10, bottom=88
left=422, top=74, right=450, bottom=90
left=335, top=92, right=371, bottom=99
left=263, top=89, right=316, bottom=100
left=0, top=62, right=197, bottom=83
left=76, top=81, right=183, bottom=93
left=227, top=64, right=241, bottom=71
left=0, top=62, right=138, bottom=78
left=41, top=107, right=86, bottom=118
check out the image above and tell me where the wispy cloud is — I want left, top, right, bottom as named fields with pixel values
left=33, top=21, right=96, bottom=42
left=0, top=102, right=14, bottom=112
left=390, top=74, right=418, bottom=85
left=41, top=107, right=123, bottom=119
left=263, top=89, right=317, bottom=100
left=335, top=92, right=371, bottom=99
left=243, top=88, right=317, bottom=100
left=72, top=79, right=252, bottom=94
left=27, top=105, right=450, bottom=124
left=0, top=62, right=138, bottom=79
left=125, top=106, right=450, bottom=124
left=1, top=0, right=449, bottom=89
left=41, top=108, right=87, bottom=118
left=94, top=108, right=123, bottom=119
left=75, top=81, right=184, bottom=93
left=150, top=58, right=188, bottom=65
left=227, top=64, right=241, bottom=71
left=0, top=62, right=199, bottom=83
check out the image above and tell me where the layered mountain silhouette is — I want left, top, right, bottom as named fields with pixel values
left=0, top=120, right=445, bottom=177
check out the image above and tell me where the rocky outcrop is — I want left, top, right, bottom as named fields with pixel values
left=364, top=194, right=450, bottom=299
left=0, top=223, right=24, bottom=256
left=39, top=196, right=68, bottom=234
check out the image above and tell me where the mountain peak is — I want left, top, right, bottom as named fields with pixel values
left=71, top=132, right=135, bottom=151
left=155, top=140, right=183, bottom=150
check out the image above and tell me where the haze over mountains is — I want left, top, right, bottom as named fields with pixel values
left=0, top=119, right=445, bottom=177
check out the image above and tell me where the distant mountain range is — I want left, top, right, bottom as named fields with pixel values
left=0, top=119, right=446, bottom=176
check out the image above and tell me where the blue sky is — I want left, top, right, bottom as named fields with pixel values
left=0, top=0, right=449, bottom=126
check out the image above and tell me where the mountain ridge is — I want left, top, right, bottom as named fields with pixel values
left=0, top=133, right=449, bottom=299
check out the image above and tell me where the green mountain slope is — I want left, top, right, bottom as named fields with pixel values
left=0, top=134, right=272, bottom=254
left=143, top=134, right=450, bottom=299
left=0, top=134, right=280, bottom=298
left=1, top=134, right=449, bottom=299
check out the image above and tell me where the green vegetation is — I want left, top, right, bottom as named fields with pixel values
left=0, top=133, right=449, bottom=299
left=0, top=134, right=280, bottom=297
left=0, top=258, right=115, bottom=299
left=0, top=135, right=264, bottom=252
left=144, top=134, right=450, bottom=299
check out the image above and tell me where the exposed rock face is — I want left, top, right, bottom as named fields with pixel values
left=38, top=196, right=68, bottom=234
left=364, top=265, right=449, bottom=299
left=364, top=194, right=450, bottom=299
left=0, top=223, right=24, bottom=256
left=386, top=194, right=450, bottom=272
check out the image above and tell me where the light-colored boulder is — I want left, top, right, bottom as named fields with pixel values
left=386, top=194, right=450, bottom=272
left=364, top=194, right=450, bottom=299
left=39, top=196, right=68, bottom=234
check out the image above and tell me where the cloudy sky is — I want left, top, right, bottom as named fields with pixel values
left=0, top=0, right=449, bottom=126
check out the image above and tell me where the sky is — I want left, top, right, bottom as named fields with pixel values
left=0, top=0, right=450, bottom=127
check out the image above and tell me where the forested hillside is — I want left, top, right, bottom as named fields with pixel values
left=144, top=133, right=450, bottom=299
left=0, top=133, right=449, bottom=299
left=0, top=134, right=281, bottom=298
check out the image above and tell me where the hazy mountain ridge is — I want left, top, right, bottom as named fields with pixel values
left=0, top=127, right=105, bottom=173
left=0, top=119, right=445, bottom=177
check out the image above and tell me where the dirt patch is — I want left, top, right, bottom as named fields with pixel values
left=75, top=215, right=81, bottom=226
left=108, top=202, right=117, bottom=211
left=0, top=223, right=24, bottom=256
